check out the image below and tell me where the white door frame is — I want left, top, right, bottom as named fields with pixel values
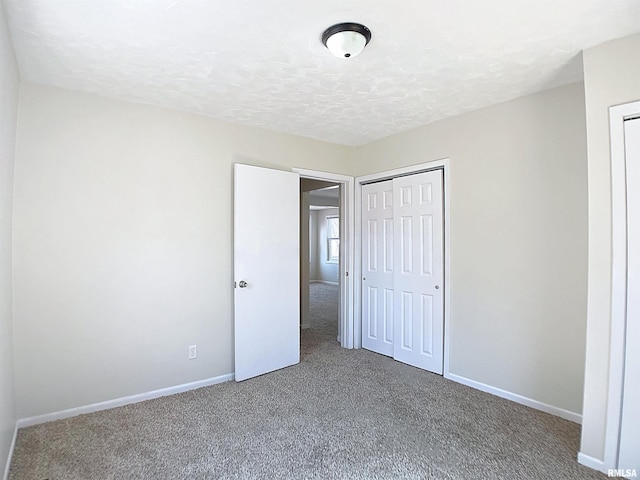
left=605, top=100, right=640, bottom=471
left=294, top=168, right=355, bottom=349
left=354, top=159, right=451, bottom=375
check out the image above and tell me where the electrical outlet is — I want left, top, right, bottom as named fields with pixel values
left=188, top=344, right=197, bottom=360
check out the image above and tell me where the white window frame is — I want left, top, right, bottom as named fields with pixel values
left=326, top=215, right=340, bottom=264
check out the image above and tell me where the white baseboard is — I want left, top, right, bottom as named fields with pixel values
left=445, top=372, right=582, bottom=424
left=2, top=423, right=18, bottom=480
left=577, top=452, right=606, bottom=474
left=17, top=373, right=234, bottom=429
left=310, top=280, right=339, bottom=286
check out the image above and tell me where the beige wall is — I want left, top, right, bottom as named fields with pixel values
left=309, top=210, right=319, bottom=281
left=580, top=32, right=640, bottom=462
left=0, top=2, right=19, bottom=476
left=12, top=81, right=590, bottom=420
left=354, top=82, right=589, bottom=415
left=300, top=191, right=310, bottom=327
left=12, top=83, right=352, bottom=418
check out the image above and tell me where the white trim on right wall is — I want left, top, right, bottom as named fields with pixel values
left=448, top=373, right=582, bottom=424
left=600, top=99, right=640, bottom=472
left=577, top=453, right=607, bottom=475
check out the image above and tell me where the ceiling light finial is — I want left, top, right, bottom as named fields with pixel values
left=322, top=22, right=371, bottom=59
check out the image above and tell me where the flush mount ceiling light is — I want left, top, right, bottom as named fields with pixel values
left=321, top=22, right=372, bottom=59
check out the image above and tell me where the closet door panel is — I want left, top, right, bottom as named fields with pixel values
left=361, top=180, right=394, bottom=356
left=393, top=170, right=444, bottom=374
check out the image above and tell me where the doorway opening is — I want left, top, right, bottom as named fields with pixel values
left=301, top=181, right=341, bottom=349
left=303, top=182, right=341, bottom=330
left=295, top=169, right=355, bottom=350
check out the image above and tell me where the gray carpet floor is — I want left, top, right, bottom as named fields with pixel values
left=9, top=287, right=604, bottom=479
left=308, top=282, right=339, bottom=330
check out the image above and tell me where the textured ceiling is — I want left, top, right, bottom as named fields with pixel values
left=4, top=0, right=640, bottom=146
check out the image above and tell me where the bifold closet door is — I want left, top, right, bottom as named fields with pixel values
left=361, top=180, right=395, bottom=356
left=392, top=170, right=444, bottom=374
left=361, top=170, right=444, bottom=375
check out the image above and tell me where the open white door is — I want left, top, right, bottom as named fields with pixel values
left=234, top=164, right=300, bottom=382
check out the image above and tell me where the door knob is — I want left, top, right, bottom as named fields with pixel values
left=239, top=280, right=248, bottom=288
left=435, top=285, right=439, bottom=289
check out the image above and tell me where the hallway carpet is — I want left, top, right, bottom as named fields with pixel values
left=308, top=281, right=339, bottom=330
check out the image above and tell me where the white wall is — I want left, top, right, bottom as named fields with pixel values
left=309, top=210, right=318, bottom=281
left=353, top=82, right=588, bottom=416
left=580, top=32, right=640, bottom=462
left=312, top=208, right=339, bottom=283
left=0, top=2, right=19, bottom=475
left=12, top=83, right=352, bottom=418
left=309, top=192, right=339, bottom=208
left=300, top=191, right=310, bottom=327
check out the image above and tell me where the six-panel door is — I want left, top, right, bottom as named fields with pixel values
left=360, top=169, right=444, bottom=375
left=392, top=170, right=444, bottom=374
left=361, top=180, right=395, bottom=356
